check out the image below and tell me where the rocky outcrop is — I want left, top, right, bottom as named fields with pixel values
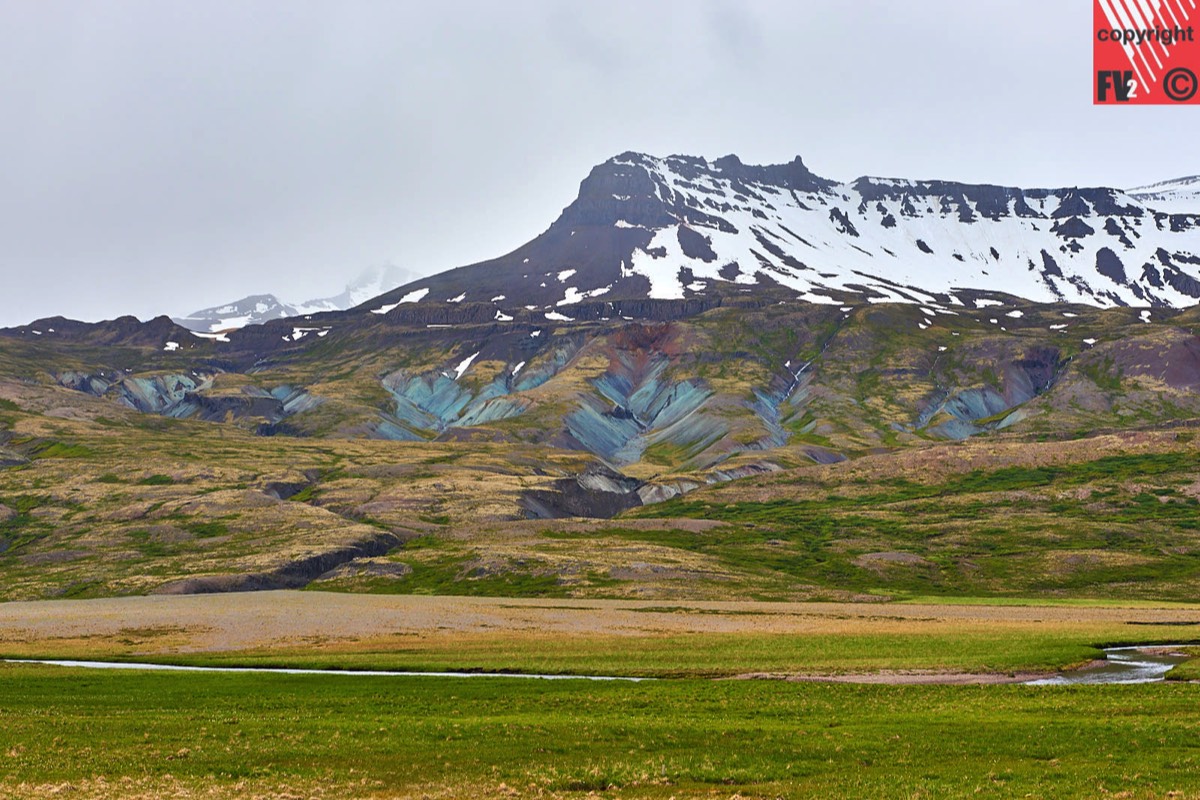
left=55, top=371, right=321, bottom=425
left=921, top=346, right=1066, bottom=440
left=151, top=531, right=404, bottom=594
left=520, top=463, right=646, bottom=519
left=314, top=559, right=414, bottom=582
left=0, top=449, right=27, bottom=469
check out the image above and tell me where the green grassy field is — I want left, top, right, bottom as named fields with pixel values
left=1166, top=658, right=1200, bottom=681
left=2, top=663, right=1200, bottom=799
left=4, top=594, right=1199, bottom=798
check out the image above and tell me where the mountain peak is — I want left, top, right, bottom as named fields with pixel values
left=174, top=265, right=414, bottom=333
left=362, top=150, right=1200, bottom=317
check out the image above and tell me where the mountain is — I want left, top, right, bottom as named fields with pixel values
left=6, top=152, right=1200, bottom=602
left=7, top=152, right=1200, bottom=470
left=363, top=152, right=1200, bottom=316
left=173, top=294, right=314, bottom=333
left=1129, top=175, right=1200, bottom=215
left=174, top=264, right=412, bottom=332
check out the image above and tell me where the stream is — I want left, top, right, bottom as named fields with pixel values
left=1026, top=646, right=1195, bottom=686
left=2, top=659, right=648, bottom=681
left=6, top=645, right=1194, bottom=685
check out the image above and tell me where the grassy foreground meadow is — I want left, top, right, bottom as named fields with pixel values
left=4, top=663, right=1200, bottom=800
left=3, top=593, right=1200, bottom=798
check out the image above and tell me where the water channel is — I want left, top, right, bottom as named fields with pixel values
left=1025, top=646, right=1194, bottom=685
left=7, top=645, right=1194, bottom=684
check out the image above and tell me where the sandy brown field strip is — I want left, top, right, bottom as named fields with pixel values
left=2, top=591, right=1200, bottom=655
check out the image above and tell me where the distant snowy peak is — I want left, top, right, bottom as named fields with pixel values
left=173, top=294, right=305, bottom=333
left=1129, top=176, right=1200, bottom=215
left=367, top=152, right=1200, bottom=315
left=319, top=264, right=414, bottom=310
left=174, top=265, right=412, bottom=332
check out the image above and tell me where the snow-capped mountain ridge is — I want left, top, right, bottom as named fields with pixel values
left=175, top=265, right=412, bottom=332
left=367, top=152, right=1200, bottom=316
left=316, top=265, right=414, bottom=311
left=1129, top=175, right=1200, bottom=215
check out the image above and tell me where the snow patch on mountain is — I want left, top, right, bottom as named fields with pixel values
left=452, top=352, right=479, bottom=380
left=372, top=287, right=430, bottom=316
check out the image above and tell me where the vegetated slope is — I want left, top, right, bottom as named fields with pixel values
left=10, top=296, right=1200, bottom=476
left=3, top=296, right=1200, bottom=602
left=0, top=379, right=606, bottom=601
left=630, top=433, right=1200, bottom=602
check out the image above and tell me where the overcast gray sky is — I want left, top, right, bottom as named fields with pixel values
left=0, top=0, right=1194, bottom=327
